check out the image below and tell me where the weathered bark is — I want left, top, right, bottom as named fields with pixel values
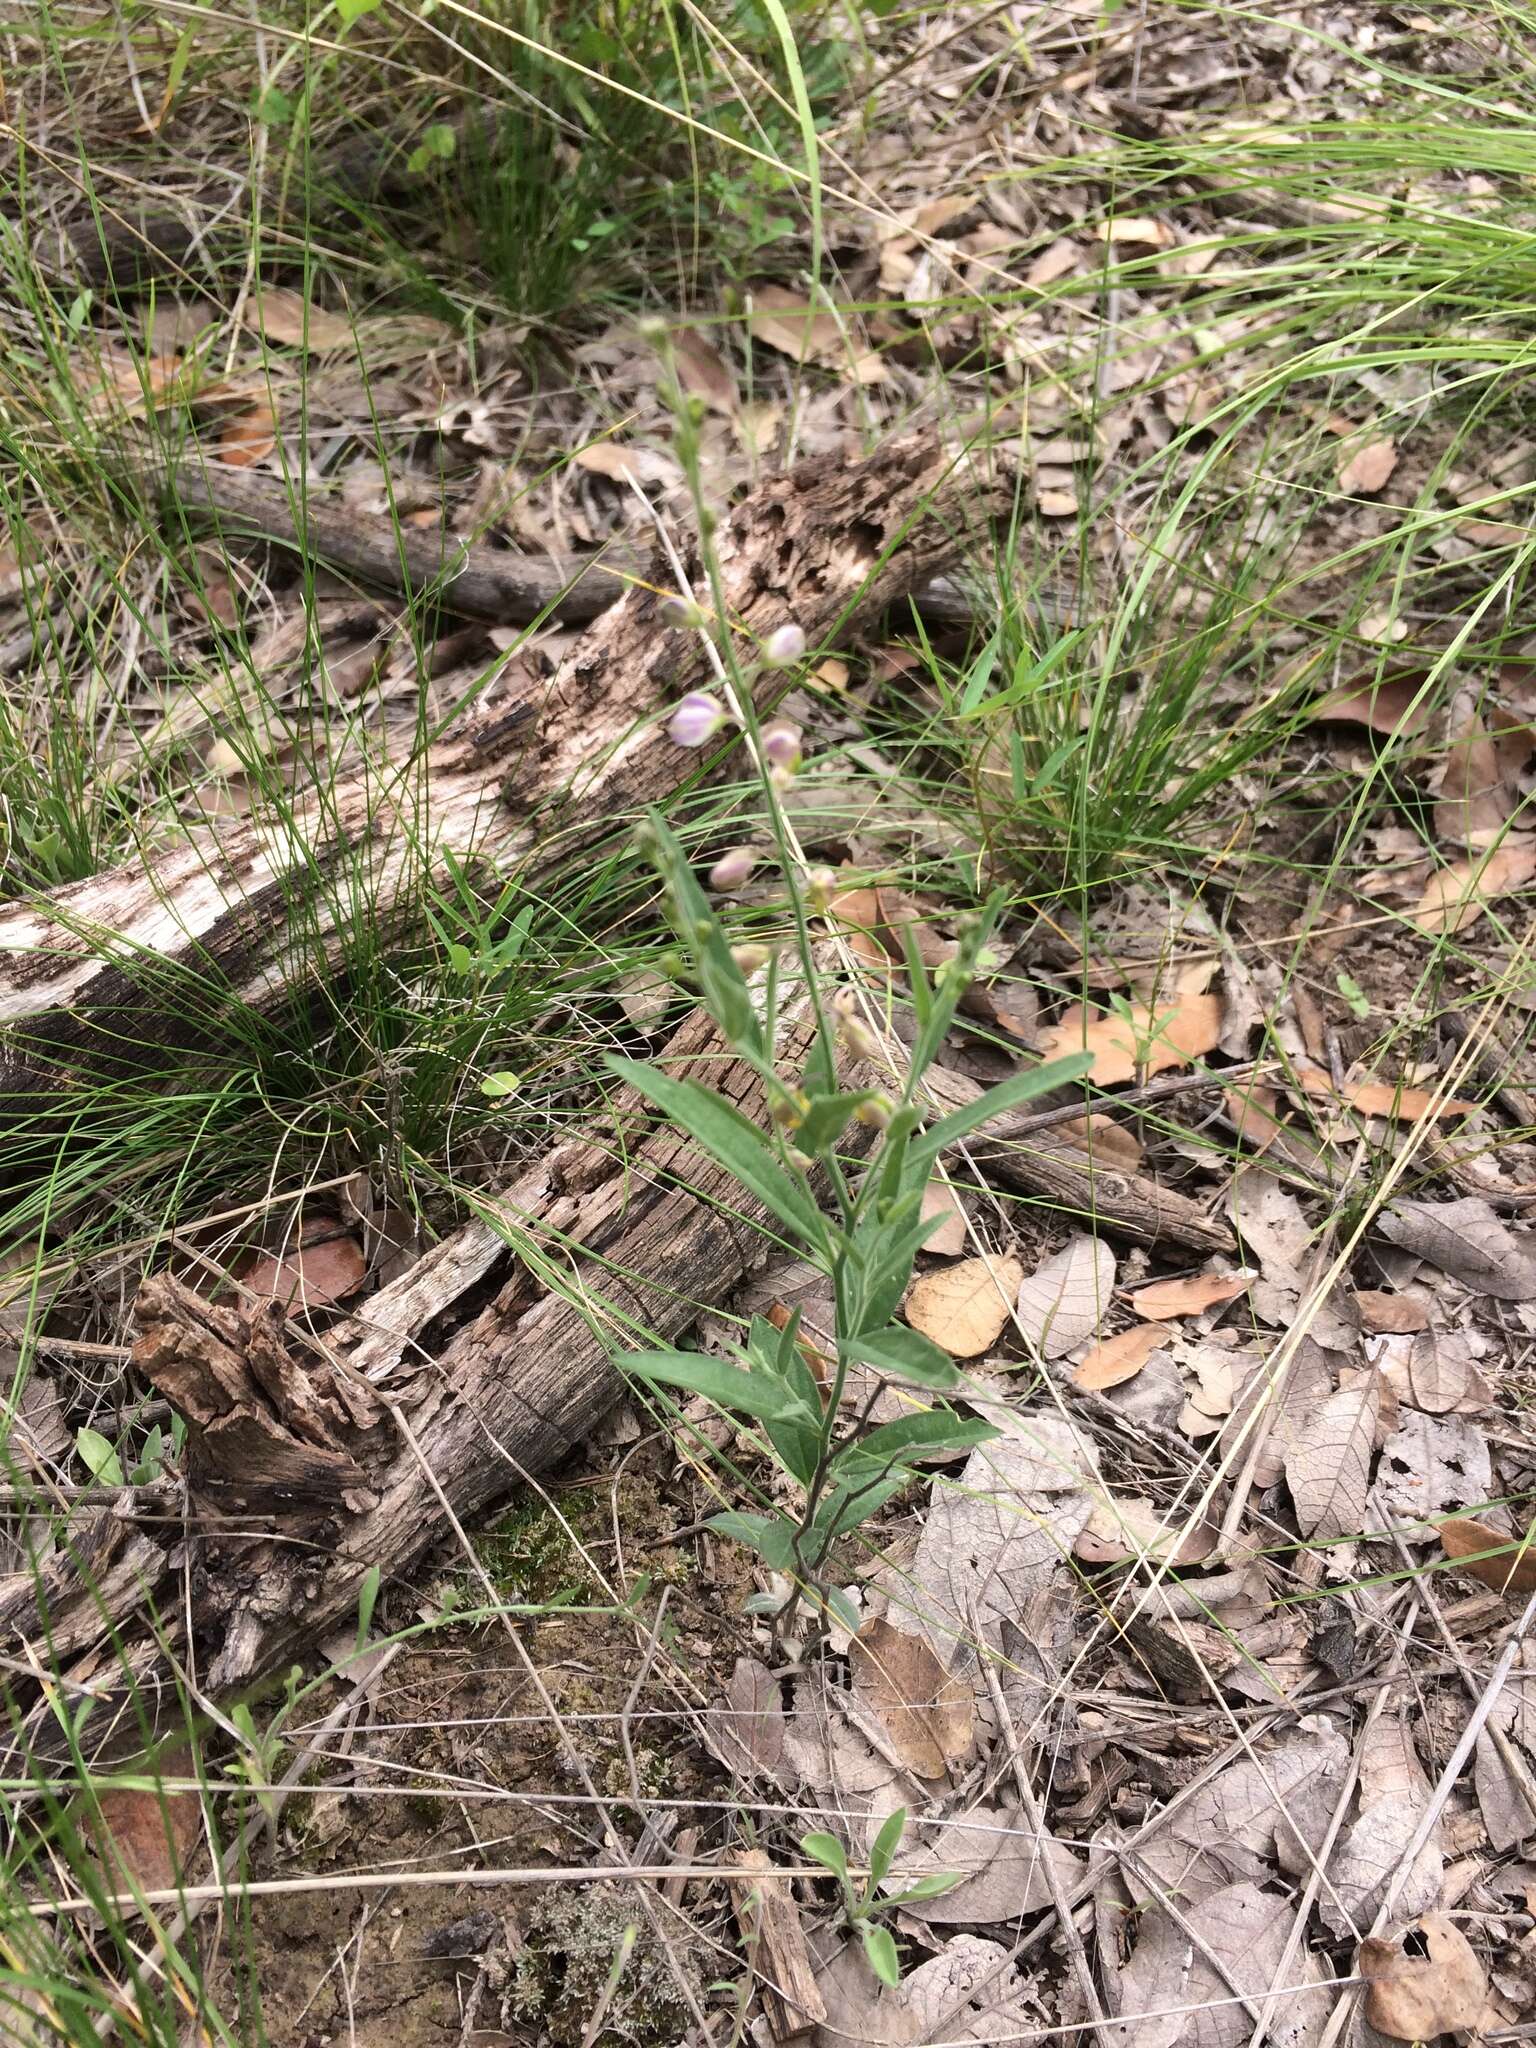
left=1, top=430, right=1001, bottom=1091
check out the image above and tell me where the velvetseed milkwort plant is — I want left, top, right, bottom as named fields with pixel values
left=603, top=385, right=1093, bottom=1629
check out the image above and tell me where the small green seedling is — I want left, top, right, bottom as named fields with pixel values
left=802, top=1808, right=961, bottom=1987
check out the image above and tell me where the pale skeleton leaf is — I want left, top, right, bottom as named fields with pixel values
left=1014, top=1234, right=1116, bottom=1358
left=1319, top=1711, right=1442, bottom=1937
left=1286, top=1375, right=1380, bottom=1540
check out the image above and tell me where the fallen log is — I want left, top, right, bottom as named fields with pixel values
left=159, top=455, right=993, bottom=630
left=1, top=429, right=1001, bottom=1091
left=2, top=996, right=827, bottom=1703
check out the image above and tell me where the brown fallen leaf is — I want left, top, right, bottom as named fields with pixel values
left=87, top=1760, right=201, bottom=1902
left=1053, top=1113, right=1143, bottom=1171
left=849, top=1617, right=975, bottom=1780
left=218, top=403, right=277, bottom=468
left=904, top=1253, right=1022, bottom=1357
left=1094, top=215, right=1173, bottom=247
left=748, top=284, right=885, bottom=383
left=919, top=1178, right=969, bottom=1257
left=1404, top=1328, right=1493, bottom=1416
left=1414, top=838, right=1536, bottom=933
left=1037, top=989, right=1223, bottom=1087
left=1073, top=1488, right=1215, bottom=1565
left=1014, top=1234, right=1115, bottom=1359
left=707, top=1656, right=785, bottom=1779
left=673, top=328, right=738, bottom=415
left=1360, top=1913, right=1488, bottom=2041
left=1308, top=669, right=1431, bottom=737
left=1434, top=707, right=1535, bottom=847
left=1129, top=1270, right=1253, bottom=1320
left=1290, top=1060, right=1478, bottom=1121
left=1355, top=1288, right=1429, bottom=1334
left=1381, top=1194, right=1536, bottom=1299
left=238, top=1221, right=367, bottom=1313
left=1074, top=1322, right=1168, bottom=1391
left=1439, top=1515, right=1536, bottom=1596
left=245, top=286, right=354, bottom=352
left=1025, top=237, right=1079, bottom=287
left=572, top=441, right=682, bottom=488
left=1339, top=436, right=1398, bottom=495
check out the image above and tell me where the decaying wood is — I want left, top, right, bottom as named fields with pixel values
left=162, top=455, right=986, bottom=630
left=165, top=457, right=637, bottom=625
left=6, top=1000, right=822, bottom=1701
left=927, top=1063, right=1235, bottom=1255
left=1, top=429, right=1002, bottom=1093
left=727, top=1849, right=827, bottom=2044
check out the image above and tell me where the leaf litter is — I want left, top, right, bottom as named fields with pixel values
left=21, top=1, right=1536, bottom=2036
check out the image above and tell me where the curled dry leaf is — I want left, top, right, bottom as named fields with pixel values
left=1094, top=215, right=1174, bottom=247
left=904, top=1253, right=1022, bottom=1358
left=1074, top=1322, right=1168, bottom=1391
left=1355, top=1288, right=1429, bottom=1334
left=1014, top=1234, right=1115, bottom=1359
left=1439, top=1515, right=1536, bottom=1596
left=1130, top=1270, right=1253, bottom=1321
left=1360, top=1914, right=1488, bottom=2041
left=1038, top=991, right=1223, bottom=1086
left=1054, top=1113, right=1144, bottom=1171
left=616, top=965, right=674, bottom=1032
left=1414, top=837, right=1536, bottom=933
left=1025, top=237, right=1079, bottom=286
left=848, top=1617, right=975, bottom=1780
left=1338, top=436, right=1397, bottom=495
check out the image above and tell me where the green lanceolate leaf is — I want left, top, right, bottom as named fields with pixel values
left=708, top=1510, right=798, bottom=1570
left=867, top=1806, right=907, bottom=1889
left=801, top=1831, right=849, bottom=1881
left=838, top=1323, right=958, bottom=1388
left=621, top=1347, right=819, bottom=1427
left=638, top=809, right=763, bottom=1058
left=881, top=1871, right=965, bottom=1908
left=907, top=1050, right=1095, bottom=1177
left=75, top=1427, right=123, bottom=1487
left=605, top=1058, right=826, bottom=1246
left=859, top=1919, right=901, bottom=1988
left=838, top=1412, right=997, bottom=1477
left=793, top=1090, right=874, bottom=1155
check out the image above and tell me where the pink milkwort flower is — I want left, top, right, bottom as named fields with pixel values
left=804, top=866, right=837, bottom=915
left=668, top=691, right=726, bottom=748
left=761, top=720, right=802, bottom=772
left=762, top=622, right=807, bottom=669
left=709, top=845, right=758, bottom=892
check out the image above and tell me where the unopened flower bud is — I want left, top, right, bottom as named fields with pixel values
left=855, top=1093, right=894, bottom=1130
left=660, top=596, right=706, bottom=630
left=804, top=866, right=836, bottom=915
left=834, top=992, right=880, bottom=1061
left=709, top=844, right=758, bottom=892
left=731, top=943, right=771, bottom=975
left=668, top=691, right=726, bottom=748
left=763, top=622, right=807, bottom=669
left=786, top=1147, right=815, bottom=1174
left=770, top=1088, right=809, bottom=1130
left=761, top=720, right=802, bottom=772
